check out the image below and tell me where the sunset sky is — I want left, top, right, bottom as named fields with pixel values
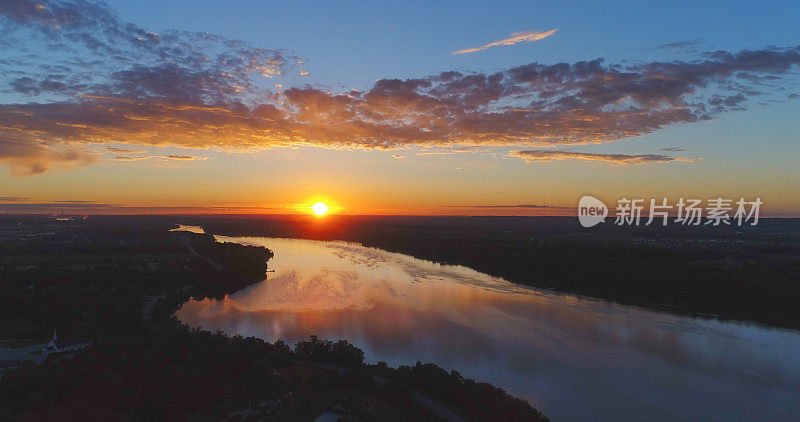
left=1, top=0, right=799, bottom=215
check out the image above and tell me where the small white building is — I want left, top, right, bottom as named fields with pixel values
left=43, top=330, right=92, bottom=356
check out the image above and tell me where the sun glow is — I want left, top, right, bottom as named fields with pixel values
left=311, top=202, right=329, bottom=216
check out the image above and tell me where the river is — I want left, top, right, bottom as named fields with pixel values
left=175, top=234, right=800, bottom=421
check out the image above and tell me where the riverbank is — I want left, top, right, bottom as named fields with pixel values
left=0, top=218, right=547, bottom=421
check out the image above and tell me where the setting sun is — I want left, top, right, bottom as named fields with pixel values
left=311, top=202, right=329, bottom=216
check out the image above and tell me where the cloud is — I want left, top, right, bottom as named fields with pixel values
left=445, top=204, right=572, bottom=209
left=0, top=196, right=29, bottom=202
left=417, top=146, right=488, bottom=156
left=0, top=136, right=98, bottom=175
left=3, top=44, right=795, bottom=161
left=509, top=150, right=701, bottom=165
left=53, top=200, right=95, bottom=203
left=453, top=29, right=558, bottom=54
left=660, top=146, right=691, bottom=152
left=0, top=203, right=283, bottom=214
left=392, top=154, right=407, bottom=159
left=416, top=151, right=463, bottom=156
left=0, top=0, right=298, bottom=103
left=110, top=154, right=207, bottom=162
left=655, top=40, right=701, bottom=51
left=163, top=154, right=208, bottom=161
left=105, top=146, right=144, bottom=153
left=1, top=2, right=799, bottom=174
left=110, top=155, right=152, bottom=161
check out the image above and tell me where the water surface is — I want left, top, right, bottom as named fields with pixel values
left=176, top=235, right=800, bottom=421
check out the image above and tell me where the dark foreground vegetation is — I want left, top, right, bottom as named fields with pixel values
left=1, top=322, right=543, bottom=421
left=177, top=214, right=800, bottom=330
left=0, top=216, right=546, bottom=421
left=0, top=222, right=270, bottom=339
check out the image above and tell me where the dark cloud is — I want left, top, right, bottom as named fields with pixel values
left=0, top=196, right=29, bottom=202
left=655, top=40, right=701, bottom=51
left=0, top=0, right=297, bottom=101
left=10, top=76, right=70, bottom=95
left=445, top=204, right=572, bottom=209
left=660, top=147, right=691, bottom=152
left=0, top=203, right=282, bottom=214
left=0, top=2, right=798, bottom=174
left=509, top=150, right=700, bottom=165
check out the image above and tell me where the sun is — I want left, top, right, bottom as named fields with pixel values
left=311, top=202, right=329, bottom=216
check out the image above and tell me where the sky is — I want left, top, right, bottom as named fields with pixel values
left=1, top=0, right=799, bottom=215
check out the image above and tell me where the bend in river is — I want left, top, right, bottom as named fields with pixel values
left=176, top=234, right=800, bottom=421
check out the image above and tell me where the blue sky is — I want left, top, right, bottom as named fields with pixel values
left=107, top=0, right=800, bottom=88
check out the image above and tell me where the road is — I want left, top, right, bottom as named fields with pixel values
left=181, top=236, right=223, bottom=271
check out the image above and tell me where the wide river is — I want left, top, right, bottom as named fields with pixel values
left=175, top=233, right=800, bottom=421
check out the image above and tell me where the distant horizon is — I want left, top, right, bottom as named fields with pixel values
left=3, top=209, right=800, bottom=218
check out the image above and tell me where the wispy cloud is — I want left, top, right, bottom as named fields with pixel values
left=163, top=154, right=208, bottom=161
left=416, top=146, right=488, bottom=156
left=110, top=154, right=207, bottom=162
left=660, top=147, right=691, bottom=152
left=0, top=196, right=29, bottom=202
left=53, top=200, right=96, bottom=203
left=510, top=150, right=701, bottom=165
left=110, top=155, right=153, bottom=162
left=0, top=203, right=283, bottom=214
left=392, top=154, right=407, bottom=159
left=654, top=39, right=701, bottom=52
left=444, top=204, right=572, bottom=209
left=105, top=146, right=144, bottom=154
left=452, top=29, right=557, bottom=54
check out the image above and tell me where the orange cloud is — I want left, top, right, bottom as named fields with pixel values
left=0, top=136, right=97, bottom=175
left=110, top=155, right=153, bottom=162
left=109, top=154, right=207, bottom=162
left=510, top=150, right=701, bottom=165
left=163, top=154, right=208, bottom=161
